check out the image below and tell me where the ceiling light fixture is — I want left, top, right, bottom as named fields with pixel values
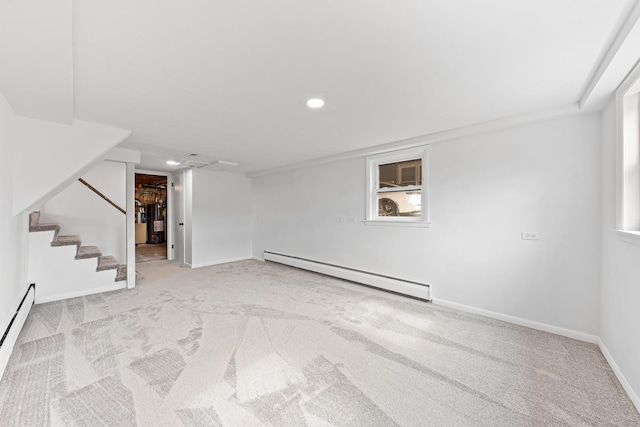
left=166, top=160, right=182, bottom=166
left=306, top=98, right=325, bottom=109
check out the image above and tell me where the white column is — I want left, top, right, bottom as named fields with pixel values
left=126, top=162, right=136, bottom=288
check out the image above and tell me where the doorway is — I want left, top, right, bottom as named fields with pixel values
left=172, top=171, right=185, bottom=266
left=135, top=173, right=168, bottom=263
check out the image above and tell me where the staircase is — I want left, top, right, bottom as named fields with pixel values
left=28, top=211, right=127, bottom=303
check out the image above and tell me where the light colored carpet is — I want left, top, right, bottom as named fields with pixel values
left=135, top=243, right=167, bottom=263
left=0, top=260, right=638, bottom=426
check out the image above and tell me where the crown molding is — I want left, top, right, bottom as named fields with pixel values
left=249, top=102, right=582, bottom=178
left=580, top=0, right=640, bottom=111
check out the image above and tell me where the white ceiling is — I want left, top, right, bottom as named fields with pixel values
left=71, top=0, right=634, bottom=173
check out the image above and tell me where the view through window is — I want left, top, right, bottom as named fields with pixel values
left=377, top=159, right=422, bottom=217
left=366, top=146, right=429, bottom=225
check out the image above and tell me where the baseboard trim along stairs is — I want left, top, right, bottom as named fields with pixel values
left=263, top=251, right=432, bottom=301
left=28, top=211, right=127, bottom=303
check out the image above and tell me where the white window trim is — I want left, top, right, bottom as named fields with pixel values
left=615, top=60, right=640, bottom=245
left=615, top=230, right=640, bottom=247
left=365, top=146, right=430, bottom=227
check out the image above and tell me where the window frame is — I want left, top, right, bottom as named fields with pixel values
left=365, top=146, right=430, bottom=227
left=616, top=60, right=640, bottom=245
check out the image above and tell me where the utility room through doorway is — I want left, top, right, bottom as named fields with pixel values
left=135, top=173, right=168, bottom=263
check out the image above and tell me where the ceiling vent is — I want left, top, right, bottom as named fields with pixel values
left=185, top=160, right=211, bottom=168
left=211, top=160, right=239, bottom=167
left=185, top=153, right=199, bottom=157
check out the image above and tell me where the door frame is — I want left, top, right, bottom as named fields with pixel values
left=171, top=170, right=186, bottom=266
left=135, top=169, right=174, bottom=261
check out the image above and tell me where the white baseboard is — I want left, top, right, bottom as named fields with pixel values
left=35, top=283, right=126, bottom=304
left=432, top=298, right=599, bottom=344
left=598, top=338, right=640, bottom=413
left=0, top=286, right=35, bottom=379
left=264, top=251, right=431, bottom=301
left=189, top=256, right=253, bottom=269
left=252, top=256, right=265, bottom=262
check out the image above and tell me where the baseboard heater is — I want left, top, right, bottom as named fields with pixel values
left=264, top=251, right=431, bottom=301
left=0, top=284, right=35, bottom=378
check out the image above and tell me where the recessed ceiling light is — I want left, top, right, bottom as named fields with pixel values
left=307, top=98, right=325, bottom=109
left=166, top=160, right=181, bottom=166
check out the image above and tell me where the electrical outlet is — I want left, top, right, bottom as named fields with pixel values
left=521, top=232, right=539, bottom=240
left=348, top=217, right=357, bottom=223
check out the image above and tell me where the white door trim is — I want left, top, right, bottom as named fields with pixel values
left=171, top=171, right=186, bottom=266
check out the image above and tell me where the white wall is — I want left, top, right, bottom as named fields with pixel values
left=189, top=169, right=252, bottom=267
left=28, top=229, right=124, bottom=304
left=0, top=0, right=132, bottom=217
left=12, top=117, right=131, bottom=215
left=0, top=93, right=30, bottom=353
left=0, top=0, right=73, bottom=124
left=253, top=113, right=602, bottom=336
left=40, top=161, right=127, bottom=263
left=600, top=100, right=640, bottom=401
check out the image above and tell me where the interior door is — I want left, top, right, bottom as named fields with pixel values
left=172, top=171, right=185, bottom=265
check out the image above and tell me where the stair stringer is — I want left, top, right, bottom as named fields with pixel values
left=28, top=230, right=125, bottom=304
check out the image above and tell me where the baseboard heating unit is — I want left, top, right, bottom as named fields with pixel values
left=264, top=251, right=432, bottom=301
left=0, top=284, right=35, bottom=378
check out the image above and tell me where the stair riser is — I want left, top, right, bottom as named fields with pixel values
left=76, top=246, right=102, bottom=260
left=29, top=211, right=40, bottom=228
left=97, top=255, right=119, bottom=272
left=116, top=266, right=127, bottom=282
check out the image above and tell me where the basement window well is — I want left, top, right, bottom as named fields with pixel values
left=365, top=146, right=430, bottom=227
left=616, top=60, right=640, bottom=245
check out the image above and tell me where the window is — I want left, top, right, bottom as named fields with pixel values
left=616, top=60, right=640, bottom=243
left=366, top=146, right=429, bottom=226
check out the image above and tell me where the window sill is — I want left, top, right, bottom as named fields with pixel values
left=615, top=230, right=640, bottom=246
left=364, top=220, right=431, bottom=228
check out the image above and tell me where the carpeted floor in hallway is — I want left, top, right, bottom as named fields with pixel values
left=0, top=259, right=638, bottom=426
left=135, top=243, right=167, bottom=263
